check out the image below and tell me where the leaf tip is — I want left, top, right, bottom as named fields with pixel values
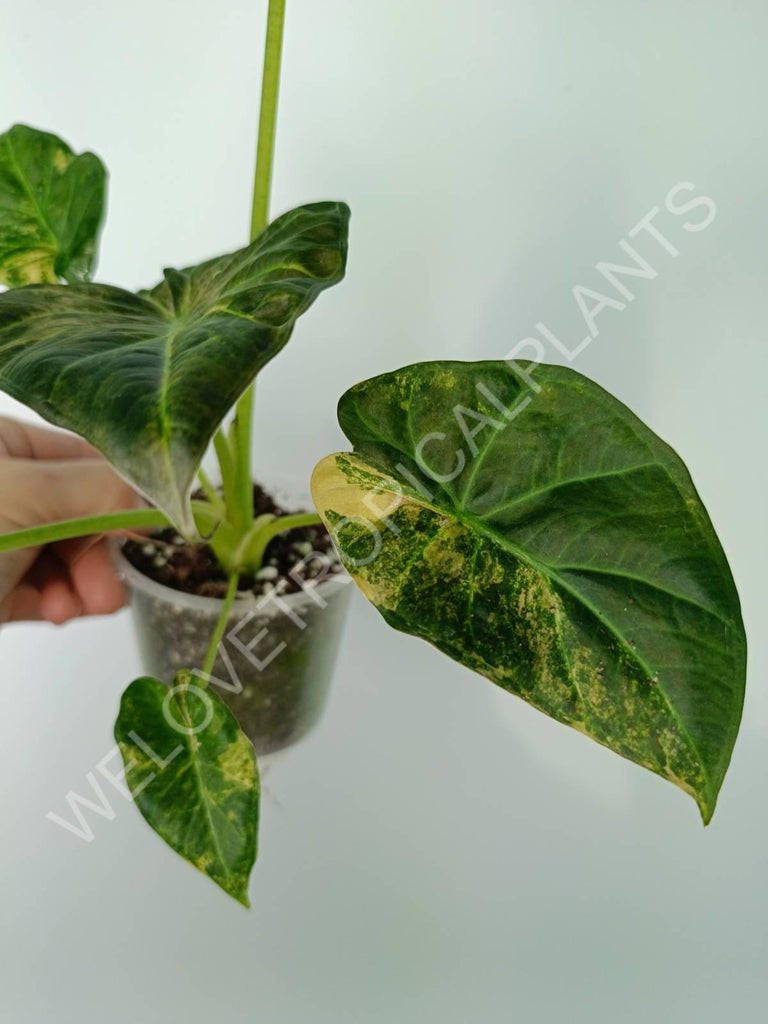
left=232, top=887, right=252, bottom=910
left=697, top=794, right=717, bottom=827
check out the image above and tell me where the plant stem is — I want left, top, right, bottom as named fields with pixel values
left=200, top=572, right=241, bottom=678
left=250, top=0, right=286, bottom=242
left=233, top=512, right=275, bottom=567
left=241, top=511, right=321, bottom=571
left=232, top=0, right=287, bottom=538
left=213, top=428, right=240, bottom=528
left=199, top=0, right=288, bottom=697
left=197, top=467, right=226, bottom=517
left=190, top=501, right=224, bottom=536
left=0, top=502, right=222, bottom=555
left=235, top=390, right=255, bottom=532
left=0, top=509, right=170, bottom=554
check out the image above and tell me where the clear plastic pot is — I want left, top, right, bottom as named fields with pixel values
left=113, top=545, right=352, bottom=755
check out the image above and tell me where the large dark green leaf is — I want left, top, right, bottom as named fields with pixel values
left=0, top=201, right=350, bottom=532
left=312, top=360, right=746, bottom=822
left=0, top=124, right=106, bottom=286
left=115, top=673, right=259, bottom=907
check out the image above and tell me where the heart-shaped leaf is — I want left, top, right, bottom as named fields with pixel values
left=0, top=200, right=350, bottom=533
left=0, top=124, right=106, bottom=286
left=115, top=673, right=259, bottom=907
left=312, top=360, right=746, bottom=822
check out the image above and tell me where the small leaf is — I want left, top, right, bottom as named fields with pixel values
left=115, top=673, right=259, bottom=907
left=312, top=360, right=746, bottom=822
left=0, top=123, right=106, bottom=286
left=0, top=201, right=350, bottom=533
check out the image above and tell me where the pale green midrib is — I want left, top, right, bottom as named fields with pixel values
left=177, top=696, right=235, bottom=883
left=359, top=381, right=530, bottom=509
left=137, top=288, right=178, bottom=317
left=4, top=304, right=188, bottom=520
left=457, top=387, right=532, bottom=504
left=156, top=323, right=184, bottom=519
left=352, top=403, right=460, bottom=512
left=157, top=319, right=179, bottom=442
left=4, top=135, right=60, bottom=258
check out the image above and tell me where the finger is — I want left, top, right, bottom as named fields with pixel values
left=0, top=584, right=45, bottom=623
left=54, top=533, right=102, bottom=564
left=0, top=417, right=98, bottom=461
left=1, top=543, right=122, bottom=625
left=38, top=575, right=84, bottom=625
left=68, top=540, right=127, bottom=616
left=24, top=549, right=83, bottom=625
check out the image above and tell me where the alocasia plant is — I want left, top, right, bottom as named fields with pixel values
left=0, top=0, right=746, bottom=905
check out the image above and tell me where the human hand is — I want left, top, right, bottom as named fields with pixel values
left=0, top=416, right=139, bottom=624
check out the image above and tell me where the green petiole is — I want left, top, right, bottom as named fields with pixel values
left=239, top=511, right=321, bottom=572
left=0, top=501, right=222, bottom=555
left=200, top=572, right=241, bottom=678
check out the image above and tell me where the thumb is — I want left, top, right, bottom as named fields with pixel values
left=13, top=458, right=140, bottom=527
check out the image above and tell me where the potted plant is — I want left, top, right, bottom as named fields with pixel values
left=0, top=0, right=746, bottom=908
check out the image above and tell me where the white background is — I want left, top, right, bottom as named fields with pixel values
left=1, top=1, right=766, bottom=1021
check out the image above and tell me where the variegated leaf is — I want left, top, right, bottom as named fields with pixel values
left=0, top=201, right=350, bottom=533
left=0, top=123, right=106, bottom=286
left=115, top=673, right=259, bottom=907
left=312, top=360, right=746, bottom=822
